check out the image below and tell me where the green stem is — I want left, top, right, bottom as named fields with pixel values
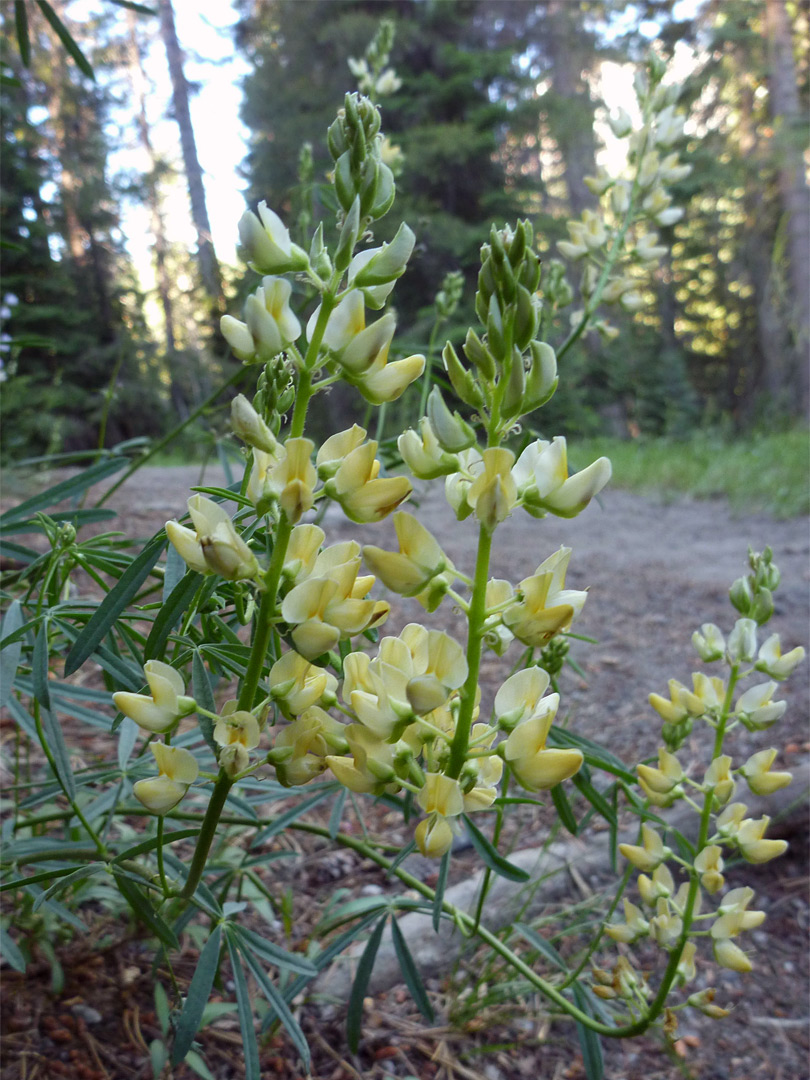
left=156, top=815, right=169, bottom=897
left=472, top=763, right=510, bottom=931
left=179, top=771, right=233, bottom=899
left=447, top=523, right=493, bottom=778
left=32, top=700, right=106, bottom=859
left=96, top=365, right=250, bottom=507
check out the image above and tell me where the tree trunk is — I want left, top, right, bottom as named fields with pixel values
left=764, top=0, right=810, bottom=415
left=545, top=0, right=598, bottom=219
left=158, top=0, right=224, bottom=319
left=127, top=13, right=190, bottom=419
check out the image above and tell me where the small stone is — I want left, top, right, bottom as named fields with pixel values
left=71, top=1005, right=102, bottom=1025
left=361, top=883, right=383, bottom=896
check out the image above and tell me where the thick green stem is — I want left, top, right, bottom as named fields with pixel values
left=179, top=771, right=233, bottom=899
left=447, top=523, right=493, bottom=778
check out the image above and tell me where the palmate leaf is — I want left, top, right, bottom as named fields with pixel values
left=171, top=923, right=223, bottom=1066
left=64, top=531, right=166, bottom=675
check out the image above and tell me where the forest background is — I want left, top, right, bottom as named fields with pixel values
left=1, top=0, right=808, bottom=499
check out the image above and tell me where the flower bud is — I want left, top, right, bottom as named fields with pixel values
left=692, top=622, right=725, bottom=662
left=609, top=108, right=633, bottom=138
left=426, top=387, right=477, bottom=452
left=523, top=341, right=558, bottom=412
left=726, top=618, right=757, bottom=663
left=729, top=575, right=753, bottom=614
left=231, top=394, right=277, bottom=453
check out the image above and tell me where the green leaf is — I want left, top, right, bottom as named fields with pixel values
left=571, top=773, right=616, bottom=827
left=154, top=981, right=170, bottom=1036
left=514, top=922, right=567, bottom=972
left=64, top=532, right=166, bottom=675
left=172, top=923, right=223, bottom=1066
left=36, top=1, right=95, bottom=79
left=432, top=851, right=450, bottom=932
left=14, top=1, right=30, bottom=66
left=39, top=704, right=76, bottom=801
left=33, top=863, right=104, bottom=912
left=0, top=458, right=125, bottom=525
left=251, top=786, right=337, bottom=847
left=462, top=815, right=530, bottom=882
left=551, top=784, right=579, bottom=836
left=185, top=1050, right=216, bottom=1080
left=0, top=924, right=25, bottom=971
left=548, top=727, right=635, bottom=784
left=346, top=914, right=387, bottom=1054
left=111, top=828, right=199, bottom=864
left=145, top=570, right=201, bottom=661
left=118, top=717, right=139, bottom=770
left=0, top=600, right=24, bottom=712
left=32, top=622, right=51, bottom=708
left=225, top=935, right=261, bottom=1080
left=191, top=651, right=218, bottom=756
left=328, top=787, right=346, bottom=839
left=240, top=946, right=311, bottom=1068
left=390, top=917, right=433, bottom=1021
left=573, top=984, right=604, bottom=1080
left=0, top=864, right=92, bottom=894
left=114, top=872, right=179, bottom=950
left=163, top=543, right=186, bottom=603
left=234, top=926, right=318, bottom=976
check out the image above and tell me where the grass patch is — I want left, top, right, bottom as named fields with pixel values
left=572, top=429, right=809, bottom=518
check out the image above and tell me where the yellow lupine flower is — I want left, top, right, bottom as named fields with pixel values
left=417, top=773, right=465, bottom=818
left=637, top=747, right=684, bottom=806
left=214, top=710, right=260, bottom=781
left=740, top=748, right=792, bottom=796
left=398, top=418, right=458, bottom=479
left=273, top=437, right=317, bottom=524
left=694, top=845, right=725, bottom=894
left=755, top=634, right=806, bottom=680
left=619, top=824, right=671, bottom=873
left=167, top=495, right=259, bottom=581
left=514, top=437, right=611, bottom=519
left=467, top=447, right=518, bottom=532
left=502, top=696, right=582, bottom=792
left=272, top=706, right=349, bottom=787
left=637, top=863, right=675, bottom=905
left=734, top=681, right=787, bottom=730
left=415, top=814, right=455, bottom=858
left=735, top=815, right=788, bottom=864
left=328, top=440, right=411, bottom=523
left=326, top=724, right=398, bottom=793
left=648, top=679, right=690, bottom=725
left=494, top=666, right=551, bottom=731
left=133, top=743, right=199, bottom=815
left=282, top=524, right=325, bottom=583
left=355, top=351, right=426, bottom=406
left=281, top=557, right=386, bottom=659
left=680, top=672, right=726, bottom=717
left=268, top=650, right=337, bottom=717
left=605, top=899, right=649, bottom=944
left=363, top=512, right=450, bottom=597
left=113, top=660, right=196, bottom=735
left=316, top=425, right=368, bottom=479
left=704, top=755, right=735, bottom=805
left=503, top=546, right=587, bottom=648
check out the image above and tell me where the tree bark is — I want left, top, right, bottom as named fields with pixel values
left=127, top=13, right=191, bottom=418
left=158, top=0, right=224, bottom=318
left=764, top=0, right=810, bottom=414
left=545, top=0, right=598, bottom=219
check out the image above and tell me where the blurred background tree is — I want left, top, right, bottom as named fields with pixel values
left=1, top=0, right=807, bottom=461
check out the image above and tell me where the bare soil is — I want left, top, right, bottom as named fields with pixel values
left=2, top=465, right=808, bottom=1080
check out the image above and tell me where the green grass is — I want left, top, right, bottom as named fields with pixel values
left=572, top=429, right=809, bottom=518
